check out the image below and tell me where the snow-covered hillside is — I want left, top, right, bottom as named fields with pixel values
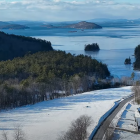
left=0, top=87, right=132, bottom=140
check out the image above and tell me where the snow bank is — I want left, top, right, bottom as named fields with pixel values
left=112, top=130, right=140, bottom=140
left=112, top=103, right=140, bottom=140
left=116, top=103, right=138, bottom=131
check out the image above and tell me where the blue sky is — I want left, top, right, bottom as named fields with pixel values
left=0, top=0, right=140, bottom=21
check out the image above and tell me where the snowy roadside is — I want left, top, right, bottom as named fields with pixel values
left=112, top=102, right=140, bottom=140
left=0, top=87, right=132, bottom=140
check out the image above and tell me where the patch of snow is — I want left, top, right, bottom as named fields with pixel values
left=135, top=109, right=140, bottom=118
left=112, top=102, right=140, bottom=140
left=117, top=119, right=137, bottom=131
left=112, top=130, right=140, bottom=140
left=116, top=103, right=138, bottom=131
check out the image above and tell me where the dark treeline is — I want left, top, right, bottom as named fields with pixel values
left=0, top=31, right=53, bottom=60
left=0, top=50, right=110, bottom=110
left=134, top=45, right=140, bottom=69
left=84, top=43, right=100, bottom=51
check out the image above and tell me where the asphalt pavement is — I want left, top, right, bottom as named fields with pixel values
left=92, top=95, right=134, bottom=140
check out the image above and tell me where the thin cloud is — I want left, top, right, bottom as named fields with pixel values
left=0, top=0, right=140, bottom=21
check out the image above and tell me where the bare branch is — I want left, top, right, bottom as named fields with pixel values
left=58, top=115, right=93, bottom=140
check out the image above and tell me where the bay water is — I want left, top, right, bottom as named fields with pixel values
left=2, top=26, right=140, bottom=78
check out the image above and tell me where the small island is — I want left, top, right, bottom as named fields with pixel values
left=84, top=43, right=100, bottom=51
left=63, top=21, right=102, bottom=29
left=41, top=24, right=56, bottom=28
left=124, top=57, right=131, bottom=64
left=69, top=31, right=77, bottom=33
left=41, top=21, right=102, bottom=30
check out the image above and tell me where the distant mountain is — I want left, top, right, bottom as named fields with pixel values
left=87, top=18, right=140, bottom=28
left=9, top=21, right=47, bottom=27
left=0, top=21, right=29, bottom=30
left=88, top=18, right=133, bottom=23
left=0, top=21, right=10, bottom=26
left=62, top=21, right=102, bottom=29
left=0, top=24, right=29, bottom=30
left=41, top=24, right=57, bottom=28
left=3, top=18, right=140, bottom=30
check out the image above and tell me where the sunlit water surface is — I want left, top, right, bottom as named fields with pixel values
left=2, top=27, right=140, bottom=78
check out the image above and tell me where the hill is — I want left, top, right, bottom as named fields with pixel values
left=0, top=51, right=110, bottom=82
left=62, top=21, right=102, bottom=29
left=41, top=24, right=56, bottom=28
left=134, top=45, right=140, bottom=69
left=0, top=87, right=131, bottom=140
left=0, top=21, right=29, bottom=29
left=0, top=50, right=110, bottom=110
left=0, top=31, right=111, bottom=111
left=0, top=21, right=10, bottom=26
left=41, top=21, right=102, bottom=29
left=0, top=31, right=53, bottom=60
left=0, top=24, right=29, bottom=29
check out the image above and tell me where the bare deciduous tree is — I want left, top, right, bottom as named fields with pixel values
left=58, top=115, right=92, bottom=140
left=131, top=81, right=140, bottom=104
left=103, top=121, right=116, bottom=140
left=13, top=125, right=26, bottom=140
left=1, top=130, right=9, bottom=140
left=1, top=125, right=26, bottom=140
left=104, top=127, right=114, bottom=140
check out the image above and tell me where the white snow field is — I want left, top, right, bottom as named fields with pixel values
left=0, top=87, right=132, bottom=140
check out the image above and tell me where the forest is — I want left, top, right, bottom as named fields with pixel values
left=0, top=50, right=110, bottom=110
left=134, top=45, right=140, bottom=69
left=0, top=31, right=112, bottom=110
left=84, top=43, right=100, bottom=51
left=0, top=31, right=53, bottom=60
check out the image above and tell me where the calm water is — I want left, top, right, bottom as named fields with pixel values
left=35, top=35, right=140, bottom=78
left=2, top=26, right=140, bottom=78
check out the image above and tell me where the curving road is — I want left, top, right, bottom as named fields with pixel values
left=92, top=95, right=134, bottom=140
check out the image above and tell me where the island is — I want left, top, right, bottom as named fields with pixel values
left=84, top=43, right=100, bottom=51
left=62, top=21, right=102, bottom=29
left=41, top=21, right=102, bottom=30
left=41, top=24, right=56, bottom=28
left=124, top=57, right=131, bottom=64
left=0, top=24, right=29, bottom=30
left=69, top=31, right=77, bottom=33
